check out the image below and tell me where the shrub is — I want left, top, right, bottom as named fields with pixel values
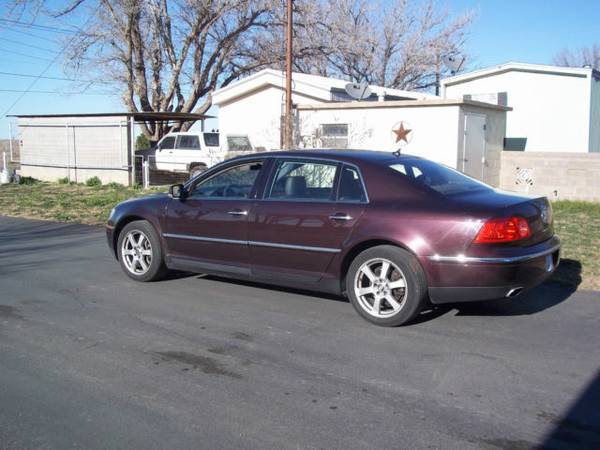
left=58, top=177, right=69, bottom=184
left=85, top=176, right=102, bottom=187
left=18, top=176, right=39, bottom=185
left=136, top=134, right=151, bottom=150
left=106, top=182, right=125, bottom=189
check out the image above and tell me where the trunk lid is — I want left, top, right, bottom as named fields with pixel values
left=449, top=189, right=554, bottom=246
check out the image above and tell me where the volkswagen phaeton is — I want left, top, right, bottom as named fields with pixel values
left=106, top=150, right=560, bottom=326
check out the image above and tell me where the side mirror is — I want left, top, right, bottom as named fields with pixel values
left=169, top=184, right=186, bottom=199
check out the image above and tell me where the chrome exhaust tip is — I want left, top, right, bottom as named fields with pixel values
left=506, top=287, right=524, bottom=298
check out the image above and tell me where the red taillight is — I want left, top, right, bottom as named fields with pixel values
left=474, top=216, right=531, bottom=243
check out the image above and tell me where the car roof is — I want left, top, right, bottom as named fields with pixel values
left=245, top=149, right=424, bottom=165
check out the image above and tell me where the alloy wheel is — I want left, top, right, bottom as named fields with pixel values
left=353, top=258, right=408, bottom=318
left=121, top=230, right=153, bottom=275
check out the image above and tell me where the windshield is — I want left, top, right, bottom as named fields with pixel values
left=388, top=158, right=491, bottom=195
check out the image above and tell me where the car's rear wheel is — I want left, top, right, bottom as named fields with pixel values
left=117, top=220, right=168, bottom=282
left=346, top=245, right=427, bottom=326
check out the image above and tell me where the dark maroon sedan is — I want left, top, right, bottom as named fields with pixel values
left=106, top=150, right=560, bottom=326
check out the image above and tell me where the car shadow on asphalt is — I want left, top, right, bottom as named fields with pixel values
left=196, top=274, right=348, bottom=303
left=414, top=261, right=582, bottom=324
left=177, top=259, right=583, bottom=323
left=540, top=369, right=600, bottom=449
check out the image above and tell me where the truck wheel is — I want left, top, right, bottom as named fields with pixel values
left=189, top=164, right=207, bottom=179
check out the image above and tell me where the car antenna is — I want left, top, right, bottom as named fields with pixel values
left=393, top=148, right=402, bottom=157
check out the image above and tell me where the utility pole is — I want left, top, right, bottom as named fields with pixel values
left=284, top=0, right=293, bottom=149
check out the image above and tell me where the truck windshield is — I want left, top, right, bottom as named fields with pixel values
left=203, top=133, right=219, bottom=147
left=388, top=158, right=491, bottom=195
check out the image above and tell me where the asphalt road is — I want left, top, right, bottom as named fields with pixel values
left=0, top=215, right=599, bottom=450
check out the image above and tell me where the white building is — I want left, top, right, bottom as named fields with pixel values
left=212, top=69, right=437, bottom=151
left=212, top=68, right=509, bottom=185
left=441, top=62, right=600, bottom=153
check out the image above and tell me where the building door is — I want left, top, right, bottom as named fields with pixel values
left=462, top=113, right=486, bottom=180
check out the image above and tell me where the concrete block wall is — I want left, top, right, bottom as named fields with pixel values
left=499, top=151, right=600, bottom=201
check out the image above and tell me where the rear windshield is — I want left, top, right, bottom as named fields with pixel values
left=388, top=159, right=490, bottom=195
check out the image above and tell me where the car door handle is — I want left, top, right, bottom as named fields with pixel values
left=228, top=210, right=248, bottom=216
left=329, top=213, right=353, bottom=221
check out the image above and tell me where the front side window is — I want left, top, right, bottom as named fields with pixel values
left=268, top=160, right=337, bottom=201
left=203, top=133, right=220, bottom=147
left=177, top=135, right=200, bottom=149
left=159, top=136, right=175, bottom=150
left=191, top=161, right=263, bottom=198
left=338, top=165, right=366, bottom=202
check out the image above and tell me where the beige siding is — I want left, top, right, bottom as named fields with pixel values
left=17, top=116, right=131, bottom=185
left=500, top=151, right=600, bottom=201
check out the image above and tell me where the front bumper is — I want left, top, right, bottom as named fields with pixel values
left=421, top=237, right=561, bottom=304
left=105, top=224, right=117, bottom=257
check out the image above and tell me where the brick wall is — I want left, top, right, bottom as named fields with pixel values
left=499, top=151, right=600, bottom=201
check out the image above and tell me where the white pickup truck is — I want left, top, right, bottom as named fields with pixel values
left=152, top=132, right=254, bottom=178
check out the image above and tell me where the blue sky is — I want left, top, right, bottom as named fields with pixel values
left=1, top=0, right=598, bottom=138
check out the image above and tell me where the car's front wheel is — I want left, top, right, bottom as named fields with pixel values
left=346, top=245, right=427, bottom=326
left=117, top=220, right=168, bottom=282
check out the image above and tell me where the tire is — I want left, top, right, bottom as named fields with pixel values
left=346, top=245, right=427, bottom=326
left=117, top=220, right=168, bottom=282
left=189, top=164, right=207, bottom=179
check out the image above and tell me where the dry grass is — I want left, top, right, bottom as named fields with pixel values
left=550, top=201, right=600, bottom=290
left=0, top=181, right=163, bottom=225
left=0, top=181, right=598, bottom=290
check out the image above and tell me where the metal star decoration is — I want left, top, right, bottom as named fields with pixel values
left=393, top=122, right=412, bottom=143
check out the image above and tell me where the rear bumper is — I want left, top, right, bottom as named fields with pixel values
left=421, top=237, right=561, bottom=304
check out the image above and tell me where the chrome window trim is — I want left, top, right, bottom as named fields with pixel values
left=265, top=158, right=339, bottom=202
left=336, top=163, right=369, bottom=204
left=262, top=155, right=370, bottom=203
left=187, top=159, right=266, bottom=199
left=426, top=243, right=561, bottom=264
left=162, top=233, right=341, bottom=254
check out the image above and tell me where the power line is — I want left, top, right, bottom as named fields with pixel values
left=1, top=26, right=58, bottom=42
left=2, top=6, right=101, bottom=116
left=0, top=70, right=101, bottom=83
left=0, top=48, right=56, bottom=62
left=0, top=88, right=116, bottom=96
left=0, top=18, right=76, bottom=34
left=0, top=37, right=58, bottom=54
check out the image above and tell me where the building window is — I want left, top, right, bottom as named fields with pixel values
left=320, top=123, right=348, bottom=149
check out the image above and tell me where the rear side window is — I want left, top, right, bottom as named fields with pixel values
left=203, top=133, right=219, bottom=147
left=159, top=136, right=175, bottom=149
left=388, top=159, right=490, bottom=195
left=338, top=165, right=366, bottom=202
left=177, top=135, right=201, bottom=149
left=267, top=160, right=337, bottom=201
left=227, top=135, right=253, bottom=151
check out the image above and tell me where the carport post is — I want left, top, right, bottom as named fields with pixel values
left=143, top=159, right=149, bottom=189
left=130, top=115, right=135, bottom=186
left=8, top=123, right=14, bottom=162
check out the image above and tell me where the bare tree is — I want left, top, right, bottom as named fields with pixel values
left=554, top=45, right=600, bottom=70
left=9, top=0, right=472, bottom=139
left=251, top=0, right=472, bottom=91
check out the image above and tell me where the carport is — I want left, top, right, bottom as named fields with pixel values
left=11, top=111, right=212, bottom=186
